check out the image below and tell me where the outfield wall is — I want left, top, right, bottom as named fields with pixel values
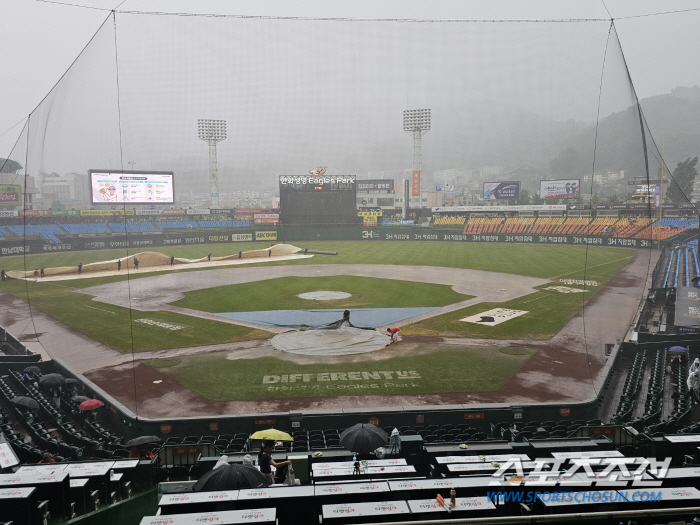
left=0, top=226, right=659, bottom=257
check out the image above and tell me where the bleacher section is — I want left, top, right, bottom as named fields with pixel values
left=60, top=222, right=112, bottom=234
left=458, top=215, right=696, bottom=239
left=198, top=220, right=249, bottom=228
left=658, top=242, right=699, bottom=288
left=107, top=222, right=156, bottom=232
left=155, top=221, right=198, bottom=229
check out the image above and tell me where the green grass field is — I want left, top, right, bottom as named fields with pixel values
left=143, top=345, right=535, bottom=401
left=0, top=278, right=270, bottom=353
left=0, top=241, right=635, bottom=352
left=173, top=276, right=472, bottom=312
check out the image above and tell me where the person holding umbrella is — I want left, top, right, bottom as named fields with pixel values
left=258, top=440, right=291, bottom=484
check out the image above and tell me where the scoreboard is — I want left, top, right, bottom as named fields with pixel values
left=279, top=175, right=358, bottom=225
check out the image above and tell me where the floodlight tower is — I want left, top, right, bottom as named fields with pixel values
left=403, top=109, right=431, bottom=216
left=198, top=119, right=227, bottom=207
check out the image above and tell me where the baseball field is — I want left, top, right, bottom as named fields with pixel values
left=0, top=241, right=646, bottom=414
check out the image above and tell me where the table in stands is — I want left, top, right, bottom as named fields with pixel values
left=0, top=441, right=19, bottom=469
left=407, top=497, right=497, bottom=520
left=16, top=464, right=66, bottom=475
left=159, top=489, right=239, bottom=514
left=435, top=454, right=530, bottom=465
left=313, top=459, right=407, bottom=469
left=140, top=508, right=276, bottom=525
left=314, top=481, right=391, bottom=504
left=535, top=490, right=625, bottom=514
left=551, top=450, right=624, bottom=459
left=322, top=500, right=411, bottom=524
left=425, top=442, right=513, bottom=457
left=656, top=467, right=700, bottom=488
left=0, top=472, right=71, bottom=519
left=238, top=485, right=315, bottom=524
left=389, top=477, right=498, bottom=499
left=64, top=463, right=112, bottom=505
left=0, top=486, right=37, bottom=525
left=619, top=486, right=700, bottom=510
left=447, top=461, right=538, bottom=475
left=313, top=465, right=416, bottom=480
left=70, top=478, right=90, bottom=516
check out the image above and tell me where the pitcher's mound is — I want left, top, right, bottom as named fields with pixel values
left=271, top=320, right=390, bottom=356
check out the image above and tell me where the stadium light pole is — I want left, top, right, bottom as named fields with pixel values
left=198, top=119, right=227, bottom=208
left=403, top=109, right=430, bottom=218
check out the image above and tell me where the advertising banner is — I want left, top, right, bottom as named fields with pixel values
left=255, top=231, right=277, bottom=241
left=357, top=180, right=394, bottom=192
left=483, top=181, right=520, bottom=201
left=412, top=171, right=421, bottom=197
left=235, top=208, right=275, bottom=215
left=675, top=286, right=700, bottom=328
left=186, top=208, right=211, bottom=215
left=0, top=210, right=19, bottom=217
left=654, top=184, right=661, bottom=209
left=20, top=210, right=50, bottom=217
left=403, top=180, right=410, bottom=211
left=162, top=209, right=186, bottom=215
left=80, top=209, right=134, bottom=216
left=210, top=208, right=234, bottom=215
left=279, top=175, right=355, bottom=191
left=50, top=210, right=80, bottom=216
left=135, top=209, right=162, bottom=216
left=231, top=233, right=253, bottom=242
left=539, top=179, right=580, bottom=199
left=0, top=185, right=21, bottom=206
left=254, top=217, right=279, bottom=224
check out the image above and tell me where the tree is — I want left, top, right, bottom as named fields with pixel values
left=667, top=157, right=698, bottom=203
left=0, top=158, right=22, bottom=173
left=515, top=189, right=531, bottom=205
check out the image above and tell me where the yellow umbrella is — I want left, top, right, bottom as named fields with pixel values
left=249, top=428, right=293, bottom=441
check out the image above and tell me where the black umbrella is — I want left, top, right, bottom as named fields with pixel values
left=23, top=366, right=41, bottom=375
left=11, top=396, right=40, bottom=410
left=192, top=464, right=270, bottom=492
left=339, top=423, right=389, bottom=454
left=39, top=373, right=65, bottom=389
left=126, top=436, right=162, bottom=447
left=71, top=395, right=90, bottom=403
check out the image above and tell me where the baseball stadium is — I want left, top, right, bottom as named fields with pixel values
left=1, top=4, right=700, bottom=525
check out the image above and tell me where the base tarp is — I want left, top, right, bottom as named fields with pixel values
left=271, top=320, right=391, bottom=356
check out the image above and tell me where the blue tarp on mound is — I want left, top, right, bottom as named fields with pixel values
left=213, top=307, right=440, bottom=328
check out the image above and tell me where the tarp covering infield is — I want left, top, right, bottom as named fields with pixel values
left=271, top=319, right=393, bottom=356
left=213, top=307, right=440, bottom=328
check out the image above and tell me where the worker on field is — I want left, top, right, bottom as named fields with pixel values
left=387, top=327, right=400, bottom=344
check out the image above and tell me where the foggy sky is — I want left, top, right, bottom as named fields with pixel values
left=2, top=1, right=700, bottom=190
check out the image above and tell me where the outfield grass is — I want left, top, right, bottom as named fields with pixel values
left=173, top=276, right=472, bottom=312
left=0, top=279, right=270, bottom=353
left=0, top=241, right=634, bottom=280
left=145, top=345, right=535, bottom=401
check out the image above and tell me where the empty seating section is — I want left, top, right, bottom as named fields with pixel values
left=155, top=221, right=198, bottom=229
left=457, top=216, right=687, bottom=238
left=198, top=220, right=249, bottom=228
left=628, top=349, right=667, bottom=431
left=610, top=351, right=645, bottom=424
left=107, top=222, right=156, bottom=232
left=660, top=243, right=699, bottom=288
left=433, top=216, right=466, bottom=227
left=60, top=222, right=111, bottom=234
left=635, top=218, right=698, bottom=240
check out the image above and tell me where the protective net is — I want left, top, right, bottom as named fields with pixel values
left=0, top=12, right=695, bottom=420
